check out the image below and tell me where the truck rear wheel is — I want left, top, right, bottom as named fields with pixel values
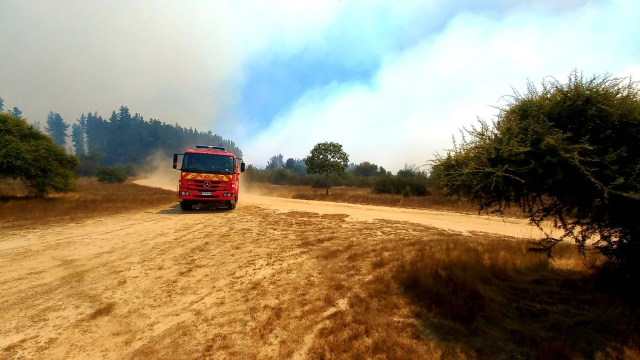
left=180, top=201, right=193, bottom=211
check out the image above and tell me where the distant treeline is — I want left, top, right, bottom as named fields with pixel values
left=60, top=106, right=241, bottom=164
left=0, top=97, right=243, bottom=175
left=246, top=154, right=441, bottom=196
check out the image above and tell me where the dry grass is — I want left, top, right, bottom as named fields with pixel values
left=396, top=242, right=638, bottom=359
left=307, top=233, right=640, bottom=360
left=0, top=177, right=176, bottom=230
left=245, top=183, right=524, bottom=217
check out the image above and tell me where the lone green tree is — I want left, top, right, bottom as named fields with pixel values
left=435, top=71, right=640, bottom=274
left=0, top=113, right=78, bottom=196
left=305, top=142, right=349, bottom=194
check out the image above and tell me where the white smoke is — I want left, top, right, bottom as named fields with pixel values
left=243, top=0, right=640, bottom=171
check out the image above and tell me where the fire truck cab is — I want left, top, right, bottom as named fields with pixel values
left=173, top=145, right=245, bottom=211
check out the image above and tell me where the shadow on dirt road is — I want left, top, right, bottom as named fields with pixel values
left=156, top=203, right=232, bottom=215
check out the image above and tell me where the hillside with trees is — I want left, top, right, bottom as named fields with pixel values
left=1, top=98, right=242, bottom=176
left=70, top=106, right=242, bottom=166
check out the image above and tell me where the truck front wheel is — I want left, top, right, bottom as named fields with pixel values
left=226, top=200, right=236, bottom=210
left=180, top=201, right=193, bottom=211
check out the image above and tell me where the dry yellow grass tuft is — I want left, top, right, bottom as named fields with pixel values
left=310, top=234, right=639, bottom=360
left=0, top=177, right=176, bottom=230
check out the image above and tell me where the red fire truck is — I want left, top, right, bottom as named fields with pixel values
left=173, top=145, right=245, bottom=211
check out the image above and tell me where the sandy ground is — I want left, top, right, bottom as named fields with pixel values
left=0, top=181, right=550, bottom=359
left=135, top=178, right=553, bottom=239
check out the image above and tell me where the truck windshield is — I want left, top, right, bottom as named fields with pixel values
left=181, top=153, right=234, bottom=174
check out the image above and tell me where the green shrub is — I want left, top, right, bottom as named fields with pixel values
left=372, top=175, right=395, bottom=194
left=75, top=151, right=102, bottom=176
left=344, top=175, right=374, bottom=188
left=373, top=175, right=428, bottom=196
left=434, top=71, right=640, bottom=273
left=96, top=166, right=127, bottom=183
left=0, top=113, right=78, bottom=196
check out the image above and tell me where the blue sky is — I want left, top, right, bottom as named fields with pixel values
left=1, top=0, right=639, bottom=171
left=239, top=53, right=377, bottom=133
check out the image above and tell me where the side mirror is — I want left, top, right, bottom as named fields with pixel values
left=240, top=162, right=246, bottom=173
left=173, top=154, right=181, bottom=170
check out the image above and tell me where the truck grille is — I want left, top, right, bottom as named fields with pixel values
left=188, top=180, right=228, bottom=191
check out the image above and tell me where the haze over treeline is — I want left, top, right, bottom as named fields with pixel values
left=0, top=97, right=241, bottom=167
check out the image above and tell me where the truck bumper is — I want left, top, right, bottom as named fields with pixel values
left=178, top=188, right=236, bottom=202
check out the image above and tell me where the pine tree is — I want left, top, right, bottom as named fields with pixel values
left=10, top=107, right=22, bottom=119
left=45, top=111, right=70, bottom=148
left=85, top=112, right=106, bottom=153
left=105, top=110, right=122, bottom=164
left=71, top=114, right=87, bottom=156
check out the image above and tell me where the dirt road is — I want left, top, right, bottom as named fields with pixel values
left=134, top=179, right=552, bottom=239
left=1, top=183, right=549, bottom=359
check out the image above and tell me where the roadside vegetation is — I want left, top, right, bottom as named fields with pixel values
left=245, top=159, right=436, bottom=197
left=435, top=72, right=640, bottom=276
left=0, top=177, right=175, bottom=230
left=0, top=112, right=78, bottom=196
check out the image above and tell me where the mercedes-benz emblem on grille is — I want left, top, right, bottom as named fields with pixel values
left=204, top=181, right=211, bottom=188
